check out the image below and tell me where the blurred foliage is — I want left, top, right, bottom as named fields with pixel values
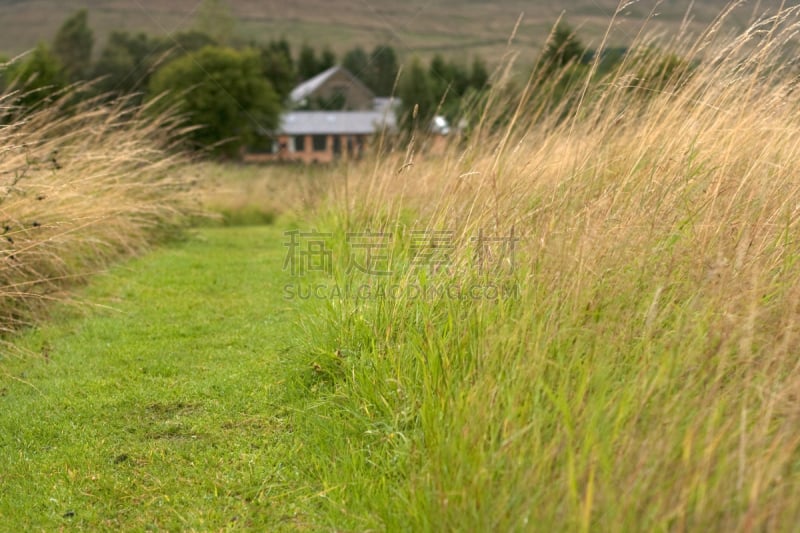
left=1, top=43, right=65, bottom=109
left=0, top=7, right=702, bottom=157
left=53, top=9, right=93, bottom=82
left=148, top=46, right=281, bottom=158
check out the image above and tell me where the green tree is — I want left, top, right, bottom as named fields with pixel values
left=148, top=46, right=282, bottom=158
left=268, top=38, right=293, bottom=71
left=428, top=53, right=448, bottom=96
left=0, top=53, right=10, bottom=90
left=5, top=43, right=65, bottom=108
left=447, top=59, right=471, bottom=95
left=294, top=44, right=334, bottom=79
left=91, top=31, right=216, bottom=102
left=341, top=45, right=399, bottom=96
left=193, top=0, right=235, bottom=45
left=164, top=31, right=218, bottom=57
left=92, top=31, right=155, bottom=97
left=258, top=43, right=295, bottom=100
left=469, top=56, right=489, bottom=89
left=319, top=46, right=336, bottom=72
left=590, top=46, right=628, bottom=77
left=537, top=22, right=585, bottom=76
left=426, top=55, right=474, bottom=121
left=52, top=9, right=94, bottom=81
left=524, top=21, right=589, bottom=120
left=398, top=57, right=436, bottom=131
left=630, top=48, right=693, bottom=94
left=369, top=45, right=399, bottom=96
left=342, top=46, right=369, bottom=81
left=297, top=44, right=318, bottom=80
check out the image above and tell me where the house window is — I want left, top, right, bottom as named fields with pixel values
left=294, top=135, right=305, bottom=152
left=332, top=135, right=342, bottom=155
left=312, top=135, right=328, bottom=152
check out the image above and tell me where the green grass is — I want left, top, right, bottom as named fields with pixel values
left=5, top=6, right=800, bottom=528
left=0, top=226, right=322, bottom=530
left=2, top=206, right=799, bottom=530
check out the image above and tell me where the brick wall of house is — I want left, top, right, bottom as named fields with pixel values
left=243, top=134, right=370, bottom=164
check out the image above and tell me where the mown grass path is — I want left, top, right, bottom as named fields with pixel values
left=0, top=226, right=316, bottom=530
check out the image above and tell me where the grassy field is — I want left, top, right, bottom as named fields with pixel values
left=0, top=0, right=774, bottom=64
left=3, top=4, right=800, bottom=531
left=258, top=7, right=800, bottom=530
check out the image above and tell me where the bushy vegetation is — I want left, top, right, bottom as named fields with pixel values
left=397, top=53, right=490, bottom=131
left=342, top=45, right=400, bottom=96
left=147, top=46, right=282, bottom=158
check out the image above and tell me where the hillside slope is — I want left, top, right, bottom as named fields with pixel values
left=0, top=0, right=778, bottom=63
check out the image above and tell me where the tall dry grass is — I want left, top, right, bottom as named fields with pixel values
left=0, top=88, right=192, bottom=332
left=294, top=5, right=800, bottom=530
left=192, top=161, right=335, bottom=226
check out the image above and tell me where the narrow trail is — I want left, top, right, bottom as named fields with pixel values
left=0, top=226, right=316, bottom=530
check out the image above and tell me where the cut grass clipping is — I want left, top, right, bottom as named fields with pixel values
left=0, top=87, right=192, bottom=333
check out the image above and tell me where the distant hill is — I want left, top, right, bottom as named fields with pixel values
left=0, top=0, right=788, bottom=64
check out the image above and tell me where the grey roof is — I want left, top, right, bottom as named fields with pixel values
left=290, top=66, right=338, bottom=103
left=278, top=111, right=396, bottom=136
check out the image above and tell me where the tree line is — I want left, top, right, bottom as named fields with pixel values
left=0, top=5, right=403, bottom=156
left=0, top=2, right=693, bottom=158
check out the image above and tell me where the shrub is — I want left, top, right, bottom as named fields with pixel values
left=148, top=46, right=282, bottom=158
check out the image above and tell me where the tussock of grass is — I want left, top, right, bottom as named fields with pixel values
left=287, top=7, right=800, bottom=531
left=0, top=89, right=192, bottom=332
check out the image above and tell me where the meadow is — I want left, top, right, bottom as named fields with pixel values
left=2, top=5, right=800, bottom=530
left=274, top=8, right=800, bottom=529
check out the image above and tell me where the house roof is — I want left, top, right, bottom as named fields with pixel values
left=289, top=65, right=374, bottom=104
left=278, top=111, right=396, bottom=135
